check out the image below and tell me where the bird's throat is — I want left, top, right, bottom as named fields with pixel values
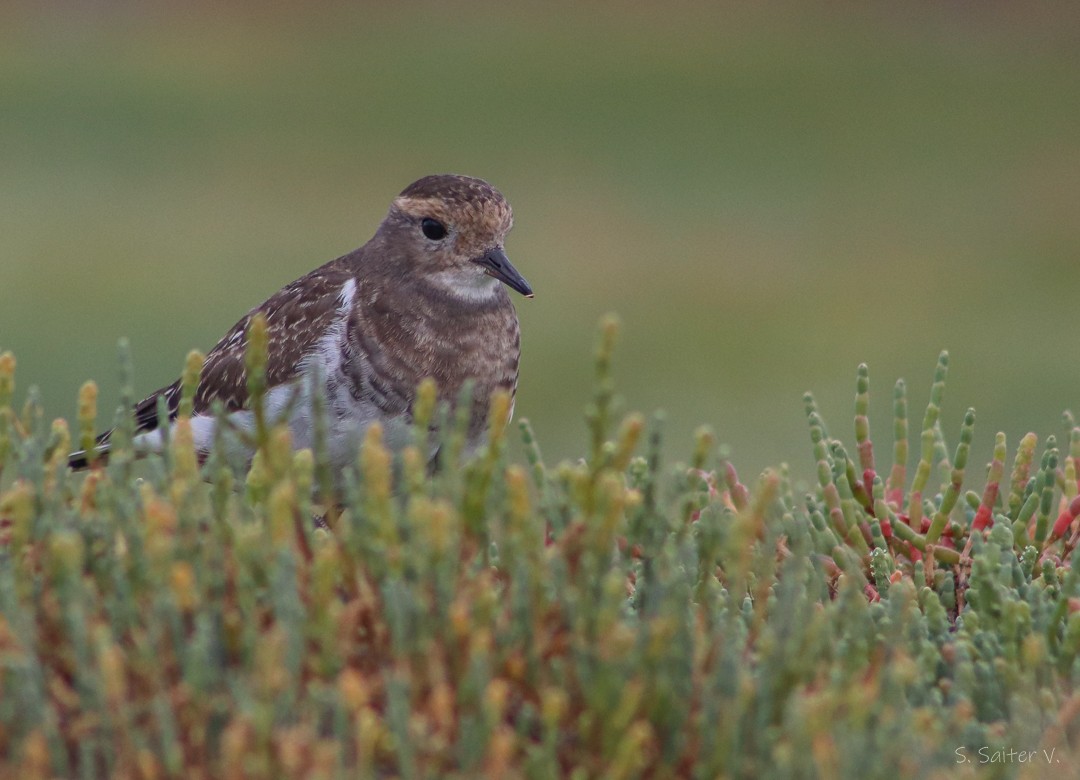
left=425, top=268, right=501, bottom=304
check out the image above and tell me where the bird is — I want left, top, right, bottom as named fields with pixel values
left=68, top=174, right=533, bottom=478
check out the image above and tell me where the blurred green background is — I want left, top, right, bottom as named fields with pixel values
left=2, top=1, right=1079, bottom=478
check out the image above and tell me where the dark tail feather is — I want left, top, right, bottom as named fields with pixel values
left=68, top=443, right=111, bottom=470
left=68, top=379, right=181, bottom=471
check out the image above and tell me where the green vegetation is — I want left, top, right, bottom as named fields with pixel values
left=2, top=318, right=1079, bottom=778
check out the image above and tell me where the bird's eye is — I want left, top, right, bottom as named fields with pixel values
left=421, top=218, right=447, bottom=241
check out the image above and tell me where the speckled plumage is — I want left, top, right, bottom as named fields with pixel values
left=69, top=174, right=531, bottom=474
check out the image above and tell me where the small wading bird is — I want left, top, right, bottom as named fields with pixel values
left=68, top=174, right=533, bottom=481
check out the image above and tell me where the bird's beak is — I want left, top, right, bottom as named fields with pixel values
left=474, top=247, right=534, bottom=298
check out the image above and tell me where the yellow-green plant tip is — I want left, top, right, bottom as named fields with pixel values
left=0, top=351, right=14, bottom=406
left=1008, top=432, right=1039, bottom=514
left=598, top=313, right=620, bottom=354
left=413, top=377, right=437, bottom=431
left=1069, top=424, right=1080, bottom=463
left=887, top=378, right=908, bottom=495
left=72, top=383, right=99, bottom=471
left=399, top=445, right=426, bottom=497
left=517, top=417, right=549, bottom=492
left=169, top=560, right=199, bottom=613
left=245, top=449, right=269, bottom=505
left=953, top=408, right=976, bottom=471
left=95, top=630, right=128, bottom=706
left=1033, top=447, right=1058, bottom=546
left=48, top=530, right=84, bottom=579
left=923, top=353, right=948, bottom=433
left=487, top=389, right=512, bottom=444
left=292, top=448, right=314, bottom=489
left=923, top=412, right=974, bottom=546
left=612, top=413, right=645, bottom=471
left=0, top=481, right=35, bottom=548
left=267, top=424, right=293, bottom=480
left=910, top=427, right=936, bottom=497
left=691, top=424, right=715, bottom=471
left=587, top=317, right=624, bottom=464
left=420, top=496, right=457, bottom=556
left=268, top=481, right=295, bottom=545
left=597, top=470, right=625, bottom=535
left=852, top=366, right=874, bottom=476
left=245, top=313, right=269, bottom=370
left=854, top=414, right=870, bottom=442
left=170, top=417, right=198, bottom=482
left=504, top=464, right=530, bottom=526
left=47, top=418, right=71, bottom=460
left=360, top=422, right=393, bottom=536
left=244, top=314, right=270, bottom=442
left=179, top=349, right=204, bottom=419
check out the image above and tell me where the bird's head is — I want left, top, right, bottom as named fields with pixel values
left=378, top=174, right=533, bottom=300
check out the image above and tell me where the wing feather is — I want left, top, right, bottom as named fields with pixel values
left=68, top=256, right=358, bottom=469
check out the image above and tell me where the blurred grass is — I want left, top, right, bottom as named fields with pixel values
left=2, top=0, right=1080, bottom=476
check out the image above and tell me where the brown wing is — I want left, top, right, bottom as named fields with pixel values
left=69, top=256, right=358, bottom=470
left=192, top=261, right=356, bottom=415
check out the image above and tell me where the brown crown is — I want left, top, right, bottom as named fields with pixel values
left=399, top=174, right=506, bottom=207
